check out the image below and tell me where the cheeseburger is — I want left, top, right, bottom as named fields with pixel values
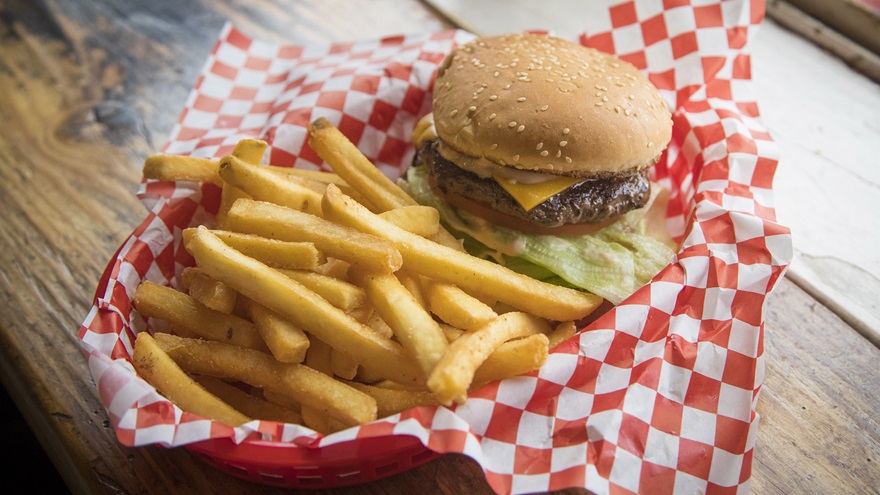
left=406, top=33, right=676, bottom=303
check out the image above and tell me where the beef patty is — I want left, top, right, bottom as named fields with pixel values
left=415, top=140, right=651, bottom=228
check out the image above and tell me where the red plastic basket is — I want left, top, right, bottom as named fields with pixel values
left=185, top=434, right=439, bottom=488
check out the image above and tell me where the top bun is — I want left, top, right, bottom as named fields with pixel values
left=432, top=33, right=672, bottom=177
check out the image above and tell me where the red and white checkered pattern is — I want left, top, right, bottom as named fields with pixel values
left=79, top=1, right=791, bottom=493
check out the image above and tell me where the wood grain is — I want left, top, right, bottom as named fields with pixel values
left=0, top=1, right=877, bottom=494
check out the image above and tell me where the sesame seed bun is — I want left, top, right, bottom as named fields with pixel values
left=432, top=33, right=672, bottom=177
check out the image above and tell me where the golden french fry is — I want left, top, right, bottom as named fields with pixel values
left=307, top=117, right=417, bottom=211
left=185, top=226, right=424, bottom=385
left=180, top=266, right=238, bottom=314
left=313, top=258, right=351, bottom=279
left=472, top=333, right=549, bottom=389
left=216, top=139, right=266, bottom=227
left=153, top=332, right=377, bottom=426
left=142, top=155, right=222, bottom=185
left=218, top=155, right=324, bottom=216
left=232, top=138, right=268, bottom=164
left=301, top=405, right=348, bottom=434
left=245, top=300, right=310, bottom=363
left=331, top=348, right=359, bottom=381
left=364, top=308, right=394, bottom=340
left=344, top=380, right=438, bottom=418
left=427, top=312, right=551, bottom=405
left=133, top=281, right=266, bottom=351
left=321, top=184, right=603, bottom=321
left=378, top=205, right=440, bottom=238
left=133, top=332, right=251, bottom=426
left=194, top=376, right=302, bottom=424
left=225, top=198, right=402, bottom=274
left=423, top=279, right=498, bottom=331
left=305, top=334, right=334, bottom=376
left=183, top=228, right=325, bottom=271
left=352, top=270, right=448, bottom=377
left=307, top=118, right=464, bottom=251
left=547, top=320, right=578, bottom=350
left=264, top=165, right=348, bottom=186
left=279, top=269, right=366, bottom=312
left=395, top=271, right=428, bottom=310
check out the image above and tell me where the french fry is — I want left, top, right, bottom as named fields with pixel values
left=231, top=138, right=268, bottom=164
left=344, top=380, right=438, bottom=418
left=423, top=279, right=497, bottom=331
left=321, top=184, right=603, bottom=321
left=307, top=117, right=417, bottom=211
left=378, top=205, right=440, bottom=238
left=427, top=312, right=551, bottom=405
left=142, top=155, right=222, bottom=185
left=472, top=333, right=549, bottom=389
left=279, top=269, right=367, bottom=312
left=365, top=308, right=394, bottom=340
left=153, top=332, right=377, bottom=426
left=439, top=325, right=550, bottom=388
left=395, top=271, right=428, bottom=310
left=194, top=376, right=302, bottom=424
left=330, top=348, right=359, bottom=380
left=313, top=258, right=351, bottom=279
left=133, top=281, right=266, bottom=351
left=182, top=228, right=325, bottom=271
left=305, top=335, right=334, bottom=376
left=245, top=300, right=310, bottom=363
left=352, top=269, right=448, bottom=377
left=306, top=118, right=464, bottom=251
left=218, top=155, right=324, bottom=216
left=225, top=198, right=402, bottom=274
left=547, top=320, right=578, bottom=350
left=180, top=266, right=238, bottom=314
left=264, top=165, right=348, bottom=186
left=216, top=139, right=266, bottom=228
left=132, top=332, right=251, bottom=426
left=185, top=226, right=424, bottom=385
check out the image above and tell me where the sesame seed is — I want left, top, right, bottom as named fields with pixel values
left=517, top=97, right=527, bottom=102
left=450, top=110, right=458, bottom=117
left=595, top=102, right=604, bottom=106
left=536, top=142, right=544, bottom=150
left=477, top=87, right=484, bottom=93
left=565, top=157, right=572, bottom=164
left=556, top=150, right=562, bottom=158
left=517, top=125, right=525, bottom=132
left=562, top=128, right=570, bottom=135
left=491, top=143, right=498, bottom=150
left=602, top=95, right=609, bottom=102
left=615, top=106, right=622, bottom=113
left=508, top=121, right=517, bottom=127
left=489, top=113, right=497, bottom=120
left=513, top=154, right=520, bottom=161
left=560, top=141, right=568, bottom=147
left=494, top=71, right=500, bottom=77
left=541, top=105, right=549, bottom=111
left=624, top=109, right=631, bottom=116
left=468, top=105, right=477, bottom=112
left=540, top=150, right=549, bottom=157
left=628, top=94, right=635, bottom=100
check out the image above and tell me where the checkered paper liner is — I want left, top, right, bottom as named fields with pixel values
left=78, top=1, right=792, bottom=493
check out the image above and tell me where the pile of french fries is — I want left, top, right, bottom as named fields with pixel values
left=132, top=118, right=602, bottom=434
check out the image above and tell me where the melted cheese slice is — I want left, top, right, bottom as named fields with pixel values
left=493, top=174, right=582, bottom=212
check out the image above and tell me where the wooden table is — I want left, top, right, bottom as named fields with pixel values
left=1, top=1, right=877, bottom=494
